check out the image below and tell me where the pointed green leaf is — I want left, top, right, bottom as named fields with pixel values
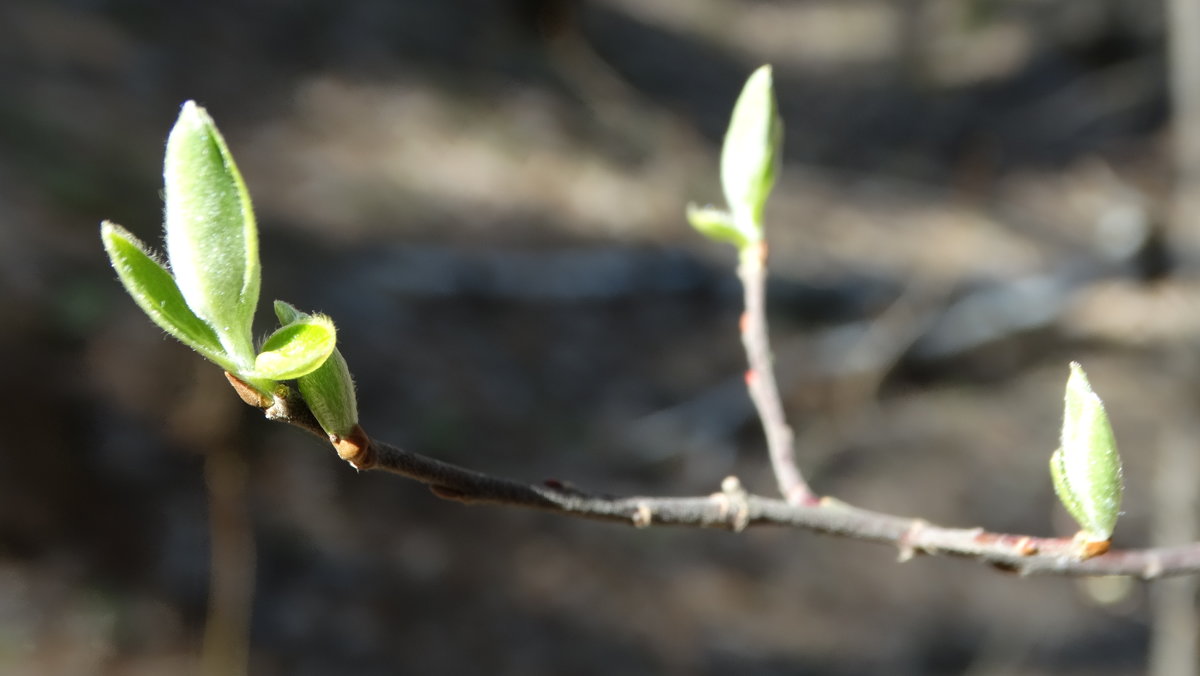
left=274, top=301, right=359, bottom=436
left=686, top=203, right=753, bottom=249
left=100, top=221, right=233, bottom=369
left=720, top=64, right=782, bottom=236
left=164, top=101, right=260, bottom=369
left=249, top=313, right=336, bottom=380
left=273, top=299, right=303, bottom=325
left=1051, top=362, right=1124, bottom=541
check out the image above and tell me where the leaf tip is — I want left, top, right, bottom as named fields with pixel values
left=274, top=299, right=301, bottom=324
left=100, top=219, right=130, bottom=246
left=176, top=100, right=209, bottom=127
left=750, top=64, right=773, bottom=86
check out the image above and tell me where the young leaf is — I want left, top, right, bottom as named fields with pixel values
left=101, top=221, right=233, bottom=369
left=685, top=203, right=752, bottom=249
left=1051, top=362, right=1123, bottom=543
left=274, top=301, right=359, bottom=437
left=273, top=299, right=304, bottom=325
left=164, top=101, right=260, bottom=369
left=720, top=64, right=782, bottom=237
left=300, top=348, right=358, bottom=437
left=249, top=313, right=337, bottom=381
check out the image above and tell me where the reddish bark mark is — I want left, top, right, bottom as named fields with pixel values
left=1078, top=539, right=1112, bottom=559
left=751, top=240, right=769, bottom=264
left=1015, top=537, right=1039, bottom=556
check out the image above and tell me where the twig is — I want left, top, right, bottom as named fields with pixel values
left=249, top=379, right=1200, bottom=580
left=738, top=241, right=816, bottom=505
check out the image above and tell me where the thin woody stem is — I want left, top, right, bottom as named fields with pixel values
left=738, top=241, right=815, bottom=505
left=252, top=380, right=1200, bottom=580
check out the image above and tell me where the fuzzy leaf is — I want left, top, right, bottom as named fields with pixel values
left=249, top=313, right=336, bottom=380
left=164, top=101, right=260, bottom=369
left=299, top=348, right=358, bottom=437
left=274, top=301, right=359, bottom=436
left=686, top=203, right=753, bottom=249
left=1051, top=362, right=1124, bottom=541
left=100, top=221, right=232, bottom=369
left=273, top=299, right=303, bottom=325
left=720, top=64, right=781, bottom=237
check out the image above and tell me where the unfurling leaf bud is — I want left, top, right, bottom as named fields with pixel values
left=720, top=65, right=781, bottom=239
left=274, top=301, right=359, bottom=438
left=1050, top=362, right=1123, bottom=555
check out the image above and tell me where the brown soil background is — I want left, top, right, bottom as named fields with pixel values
left=0, top=1, right=1194, bottom=674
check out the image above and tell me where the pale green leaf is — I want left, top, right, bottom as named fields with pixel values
left=720, top=64, right=781, bottom=235
left=1052, top=361, right=1123, bottom=540
left=273, top=299, right=303, bottom=325
left=1049, top=447, right=1085, bottom=530
left=248, top=313, right=336, bottom=380
left=686, top=203, right=752, bottom=249
left=164, top=101, right=260, bottom=369
left=100, top=221, right=233, bottom=369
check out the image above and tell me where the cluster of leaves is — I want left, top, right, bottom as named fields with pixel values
left=101, top=70, right=1126, bottom=556
left=100, top=102, right=357, bottom=439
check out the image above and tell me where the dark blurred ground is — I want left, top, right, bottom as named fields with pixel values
left=2, top=0, right=1197, bottom=674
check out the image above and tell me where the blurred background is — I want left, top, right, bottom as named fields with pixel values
left=3, top=0, right=1200, bottom=673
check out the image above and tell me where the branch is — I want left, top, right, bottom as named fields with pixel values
left=738, top=242, right=816, bottom=505
left=253, top=378, right=1200, bottom=580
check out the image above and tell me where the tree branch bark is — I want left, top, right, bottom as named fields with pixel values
left=253, top=377, right=1200, bottom=580
left=738, top=241, right=816, bottom=505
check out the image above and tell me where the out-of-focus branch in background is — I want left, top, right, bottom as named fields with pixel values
left=1151, top=1, right=1200, bottom=674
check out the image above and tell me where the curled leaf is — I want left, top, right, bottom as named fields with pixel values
left=274, top=301, right=359, bottom=437
left=250, top=313, right=337, bottom=380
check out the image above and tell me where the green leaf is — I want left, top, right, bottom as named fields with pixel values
left=1051, top=362, right=1124, bottom=541
left=720, top=64, right=782, bottom=238
left=100, top=221, right=233, bottom=369
left=274, top=301, right=359, bottom=436
left=164, top=101, right=260, bottom=369
left=299, top=348, right=358, bottom=437
left=249, top=313, right=336, bottom=380
left=273, top=299, right=303, bottom=325
left=685, top=203, right=753, bottom=249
